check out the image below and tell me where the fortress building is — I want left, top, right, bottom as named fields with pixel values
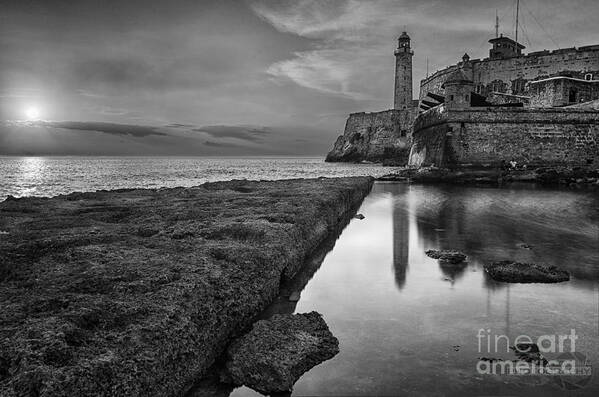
left=419, top=36, right=599, bottom=109
left=327, top=29, right=599, bottom=168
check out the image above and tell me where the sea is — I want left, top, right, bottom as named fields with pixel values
left=0, top=156, right=393, bottom=199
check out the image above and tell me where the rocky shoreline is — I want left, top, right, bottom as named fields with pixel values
left=378, top=165, right=599, bottom=187
left=0, top=177, right=373, bottom=396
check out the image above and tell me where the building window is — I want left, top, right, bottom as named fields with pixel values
left=585, top=73, right=593, bottom=81
left=465, top=94, right=469, bottom=101
left=569, top=89, right=578, bottom=103
left=512, top=78, right=527, bottom=94
left=449, top=95, right=454, bottom=101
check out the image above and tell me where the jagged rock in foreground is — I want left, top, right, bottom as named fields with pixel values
left=425, top=249, right=467, bottom=264
left=484, top=261, right=570, bottom=283
left=0, top=177, right=372, bottom=396
left=221, top=312, right=339, bottom=394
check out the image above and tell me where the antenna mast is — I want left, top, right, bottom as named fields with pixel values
left=495, top=9, right=499, bottom=38
left=515, top=0, right=520, bottom=44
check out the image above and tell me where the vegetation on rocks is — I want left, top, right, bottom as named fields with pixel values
left=425, top=249, right=467, bottom=264
left=220, top=312, right=339, bottom=394
left=484, top=261, right=570, bottom=283
left=0, top=177, right=372, bottom=396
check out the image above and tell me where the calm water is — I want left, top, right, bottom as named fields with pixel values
left=231, top=182, right=599, bottom=397
left=0, top=156, right=392, bottom=199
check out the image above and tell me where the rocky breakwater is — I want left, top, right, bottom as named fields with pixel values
left=0, top=177, right=373, bottom=396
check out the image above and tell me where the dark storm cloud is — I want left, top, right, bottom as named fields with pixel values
left=193, top=125, right=273, bottom=142
left=33, top=121, right=167, bottom=137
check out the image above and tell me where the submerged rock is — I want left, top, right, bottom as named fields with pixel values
left=425, top=249, right=467, bottom=264
left=517, top=243, right=533, bottom=249
left=222, top=312, right=339, bottom=394
left=484, top=261, right=570, bottom=283
left=511, top=343, right=548, bottom=366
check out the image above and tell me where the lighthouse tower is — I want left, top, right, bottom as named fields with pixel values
left=394, top=31, right=414, bottom=110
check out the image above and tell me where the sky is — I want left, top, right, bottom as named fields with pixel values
left=1, top=0, right=598, bottom=156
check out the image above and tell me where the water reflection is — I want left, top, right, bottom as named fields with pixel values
left=228, top=182, right=599, bottom=396
left=18, top=157, right=46, bottom=196
left=391, top=185, right=410, bottom=289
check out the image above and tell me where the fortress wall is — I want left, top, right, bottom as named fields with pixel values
left=419, top=48, right=599, bottom=100
left=472, top=49, right=599, bottom=94
left=530, top=79, right=599, bottom=107
left=326, top=109, right=417, bottom=163
left=410, top=108, right=599, bottom=167
left=418, top=65, right=458, bottom=100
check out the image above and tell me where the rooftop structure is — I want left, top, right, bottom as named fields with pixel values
left=489, top=35, right=526, bottom=59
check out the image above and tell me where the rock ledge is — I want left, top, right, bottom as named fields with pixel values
left=484, top=261, right=570, bottom=283
left=222, top=312, right=339, bottom=394
left=425, top=249, right=467, bottom=264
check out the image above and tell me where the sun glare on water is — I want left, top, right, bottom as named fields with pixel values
left=24, top=106, right=41, bottom=120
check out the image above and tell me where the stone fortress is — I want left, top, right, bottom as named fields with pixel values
left=326, top=29, right=599, bottom=169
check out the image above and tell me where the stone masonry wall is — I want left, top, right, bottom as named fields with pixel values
left=419, top=47, right=599, bottom=100
left=529, top=78, right=599, bottom=107
left=409, top=107, right=599, bottom=167
left=326, top=109, right=417, bottom=163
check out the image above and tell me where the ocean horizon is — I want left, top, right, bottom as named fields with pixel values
left=0, top=155, right=393, bottom=199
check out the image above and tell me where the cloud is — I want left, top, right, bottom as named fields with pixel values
left=29, top=121, right=167, bottom=137
left=193, top=125, right=272, bottom=142
left=203, top=140, right=244, bottom=148
left=250, top=0, right=410, bottom=99
left=0, top=88, right=42, bottom=99
left=267, top=49, right=373, bottom=100
left=166, top=123, right=196, bottom=128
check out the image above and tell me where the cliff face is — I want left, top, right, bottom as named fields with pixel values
left=325, top=109, right=416, bottom=164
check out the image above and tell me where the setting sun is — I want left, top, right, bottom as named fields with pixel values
left=24, top=106, right=41, bottom=120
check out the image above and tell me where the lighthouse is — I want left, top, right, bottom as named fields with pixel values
left=394, top=31, right=414, bottom=110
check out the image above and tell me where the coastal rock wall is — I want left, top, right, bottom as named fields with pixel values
left=410, top=107, right=599, bottom=167
left=0, top=177, right=373, bottom=396
left=325, top=109, right=416, bottom=164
